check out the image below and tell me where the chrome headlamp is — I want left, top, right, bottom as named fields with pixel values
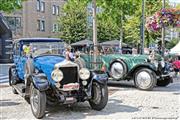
left=79, top=68, right=90, bottom=80
left=51, top=69, right=63, bottom=82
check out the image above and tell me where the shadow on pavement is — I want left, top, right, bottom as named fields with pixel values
left=0, top=99, right=20, bottom=107
left=108, top=81, right=135, bottom=89
left=153, top=79, right=180, bottom=92
left=44, top=98, right=139, bottom=119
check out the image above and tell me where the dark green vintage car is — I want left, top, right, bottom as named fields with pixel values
left=76, top=46, right=173, bottom=91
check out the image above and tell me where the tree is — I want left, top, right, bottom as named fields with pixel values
left=123, top=0, right=164, bottom=47
left=58, top=0, right=88, bottom=43
left=0, top=0, right=24, bottom=12
left=96, top=0, right=140, bottom=43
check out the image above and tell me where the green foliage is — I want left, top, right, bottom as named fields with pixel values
left=58, top=0, right=88, bottom=43
left=0, top=0, right=25, bottom=12
left=124, top=0, right=163, bottom=46
left=96, top=0, right=140, bottom=42
left=59, top=0, right=170, bottom=45
left=97, top=13, right=120, bottom=41
left=166, top=39, right=179, bottom=49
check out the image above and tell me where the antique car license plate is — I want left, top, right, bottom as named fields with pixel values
left=63, top=83, right=79, bottom=91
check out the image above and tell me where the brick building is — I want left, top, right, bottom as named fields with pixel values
left=4, top=0, right=66, bottom=39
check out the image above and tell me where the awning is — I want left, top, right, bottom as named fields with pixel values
left=71, top=39, right=93, bottom=46
left=101, top=40, right=127, bottom=47
left=170, top=41, right=180, bottom=55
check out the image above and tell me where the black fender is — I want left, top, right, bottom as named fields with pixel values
left=85, top=71, right=108, bottom=98
left=31, top=73, right=49, bottom=91
left=91, top=71, right=108, bottom=85
left=127, top=63, right=157, bottom=77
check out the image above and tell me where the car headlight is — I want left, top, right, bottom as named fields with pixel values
left=79, top=68, right=90, bottom=80
left=51, top=69, right=63, bottom=82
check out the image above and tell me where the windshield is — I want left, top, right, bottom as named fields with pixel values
left=22, top=42, right=65, bottom=57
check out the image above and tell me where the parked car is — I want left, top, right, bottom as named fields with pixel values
left=78, top=45, right=173, bottom=91
left=9, top=38, right=108, bottom=118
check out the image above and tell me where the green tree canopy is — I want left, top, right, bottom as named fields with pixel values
left=58, top=0, right=88, bottom=43
left=59, top=0, right=169, bottom=45
left=0, top=0, right=24, bottom=12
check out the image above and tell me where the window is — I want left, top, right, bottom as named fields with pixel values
left=52, top=24, right=60, bottom=32
left=52, top=5, right=56, bottom=15
left=52, top=5, right=59, bottom=15
left=41, top=20, right=45, bottom=31
left=37, top=0, right=45, bottom=12
left=5, top=16, right=21, bottom=30
left=37, top=20, right=45, bottom=31
left=37, top=20, right=40, bottom=31
left=37, top=0, right=40, bottom=11
left=53, top=24, right=57, bottom=32
left=41, top=1, right=45, bottom=12
left=56, top=6, right=59, bottom=15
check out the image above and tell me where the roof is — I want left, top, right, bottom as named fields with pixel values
left=100, top=40, right=127, bottom=46
left=13, top=37, right=63, bottom=43
left=71, top=39, right=93, bottom=46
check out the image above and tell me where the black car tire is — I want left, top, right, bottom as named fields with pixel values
left=74, top=57, right=86, bottom=69
left=30, top=83, right=46, bottom=119
left=156, top=77, right=171, bottom=87
left=9, top=65, right=18, bottom=86
left=110, top=60, right=127, bottom=80
left=134, top=68, right=157, bottom=91
left=89, top=82, right=108, bottom=111
left=12, top=88, right=18, bottom=94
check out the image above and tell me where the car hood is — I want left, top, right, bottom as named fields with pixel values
left=34, top=55, right=65, bottom=79
left=102, top=54, right=149, bottom=70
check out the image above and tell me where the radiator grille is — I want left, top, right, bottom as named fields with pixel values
left=59, top=67, right=78, bottom=85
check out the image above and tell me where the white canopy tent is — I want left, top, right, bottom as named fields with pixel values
left=170, top=41, right=180, bottom=55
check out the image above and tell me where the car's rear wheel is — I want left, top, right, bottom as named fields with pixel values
left=156, top=76, right=172, bottom=87
left=9, top=66, right=18, bottom=94
left=30, top=83, right=46, bottom=119
left=134, top=68, right=157, bottom=91
left=89, top=82, right=108, bottom=111
left=9, top=66, right=18, bottom=86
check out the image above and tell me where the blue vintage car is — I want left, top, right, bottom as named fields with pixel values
left=9, top=38, right=108, bottom=118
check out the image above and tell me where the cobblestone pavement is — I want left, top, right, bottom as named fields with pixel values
left=0, top=64, right=180, bottom=120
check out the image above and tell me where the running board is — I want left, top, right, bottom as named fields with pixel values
left=12, top=83, right=26, bottom=97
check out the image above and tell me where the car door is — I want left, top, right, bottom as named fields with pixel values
left=14, top=42, right=27, bottom=80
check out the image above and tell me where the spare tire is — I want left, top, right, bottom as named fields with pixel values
left=74, top=57, right=86, bottom=69
left=110, top=59, right=127, bottom=80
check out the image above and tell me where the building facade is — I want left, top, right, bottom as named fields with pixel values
left=4, top=0, right=65, bottom=39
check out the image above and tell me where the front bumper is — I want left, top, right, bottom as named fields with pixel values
left=159, top=72, right=175, bottom=78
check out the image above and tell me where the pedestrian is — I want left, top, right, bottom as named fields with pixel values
left=65, top=45, right=74, bottom=61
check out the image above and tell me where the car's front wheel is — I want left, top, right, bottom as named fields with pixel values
left=134, top=68, right=157, bottom=91
left=30, top=84, right=46, bottom=119
left=156, top=76, right=172, bottom=87
left=89, top=82, right=108, bottom=111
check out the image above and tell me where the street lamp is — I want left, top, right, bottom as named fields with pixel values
left=92, top=0, right=98, bottom=69
left=161, top=0, right=165, bottom=57
left=141, top=0, right=145, bottom=54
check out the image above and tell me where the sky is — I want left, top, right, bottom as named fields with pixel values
left=169, top=0, right=180, bottom=3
